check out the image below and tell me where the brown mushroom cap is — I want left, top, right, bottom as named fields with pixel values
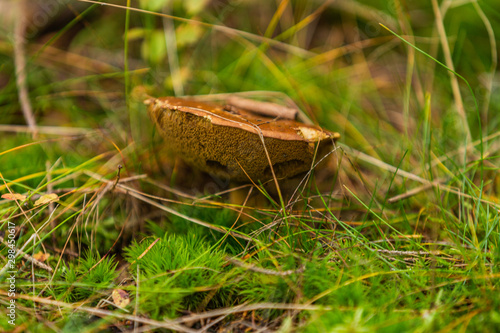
left=146, top=97, right=340, bottom=182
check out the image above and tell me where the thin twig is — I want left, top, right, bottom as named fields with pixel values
left=85, top=170, right=254, bottom=242
left=0, top=235, right=53, bottom=273
left=134, top=264, right=140, bottom=332
left=111, top=165, right=123, bottom=191
left=77, top=0, right=314, bottom=58
left=341, top=144, right=500, bottom=210
left=387, top=181, right=441, bottom=203
left=46, top=161, right=56, bottom=243
left=376, top=249, right=446, bottom=256
left=0, top=124, right=92, bottom=136
left=472, top=0, right=497, bottom=118
left=431, top=0, right=471, bottom=142
left=226, top=256, right=305, bottom=276
left=163, top=4, right=184, bottom=96
left=340, top=144, right=427, bottom=183
left=119, top=185, right=254, bottom=242
left=13, top=0, right=37, bottom=138
left=173, top=303, right=333, bottom=325
left=0, top=290, right=196, bottom=333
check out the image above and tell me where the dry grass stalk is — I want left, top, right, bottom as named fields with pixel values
left=13, top=0, right=37, bottom=138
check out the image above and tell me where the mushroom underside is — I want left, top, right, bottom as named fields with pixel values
left=150, top=105, right=334, bottom=182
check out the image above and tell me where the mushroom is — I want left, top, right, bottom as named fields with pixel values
left=146, top=96, right=340, bottom=183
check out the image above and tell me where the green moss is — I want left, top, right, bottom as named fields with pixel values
left=123, top=232, right=231, bottom=319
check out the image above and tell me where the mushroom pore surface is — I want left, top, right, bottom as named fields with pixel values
left=147, top=97, right=339, bottom=182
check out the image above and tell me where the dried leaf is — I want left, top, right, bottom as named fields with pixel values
left=34, top=193, right=59, bottom=206
left=1, top=193, right=27, bottom=201
left=112, top=289, right=130, bottom=308
left=33, top=252, right=50, bottom=262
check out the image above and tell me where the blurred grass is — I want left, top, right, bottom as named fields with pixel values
left=0, top=0, right=499, bottom=331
